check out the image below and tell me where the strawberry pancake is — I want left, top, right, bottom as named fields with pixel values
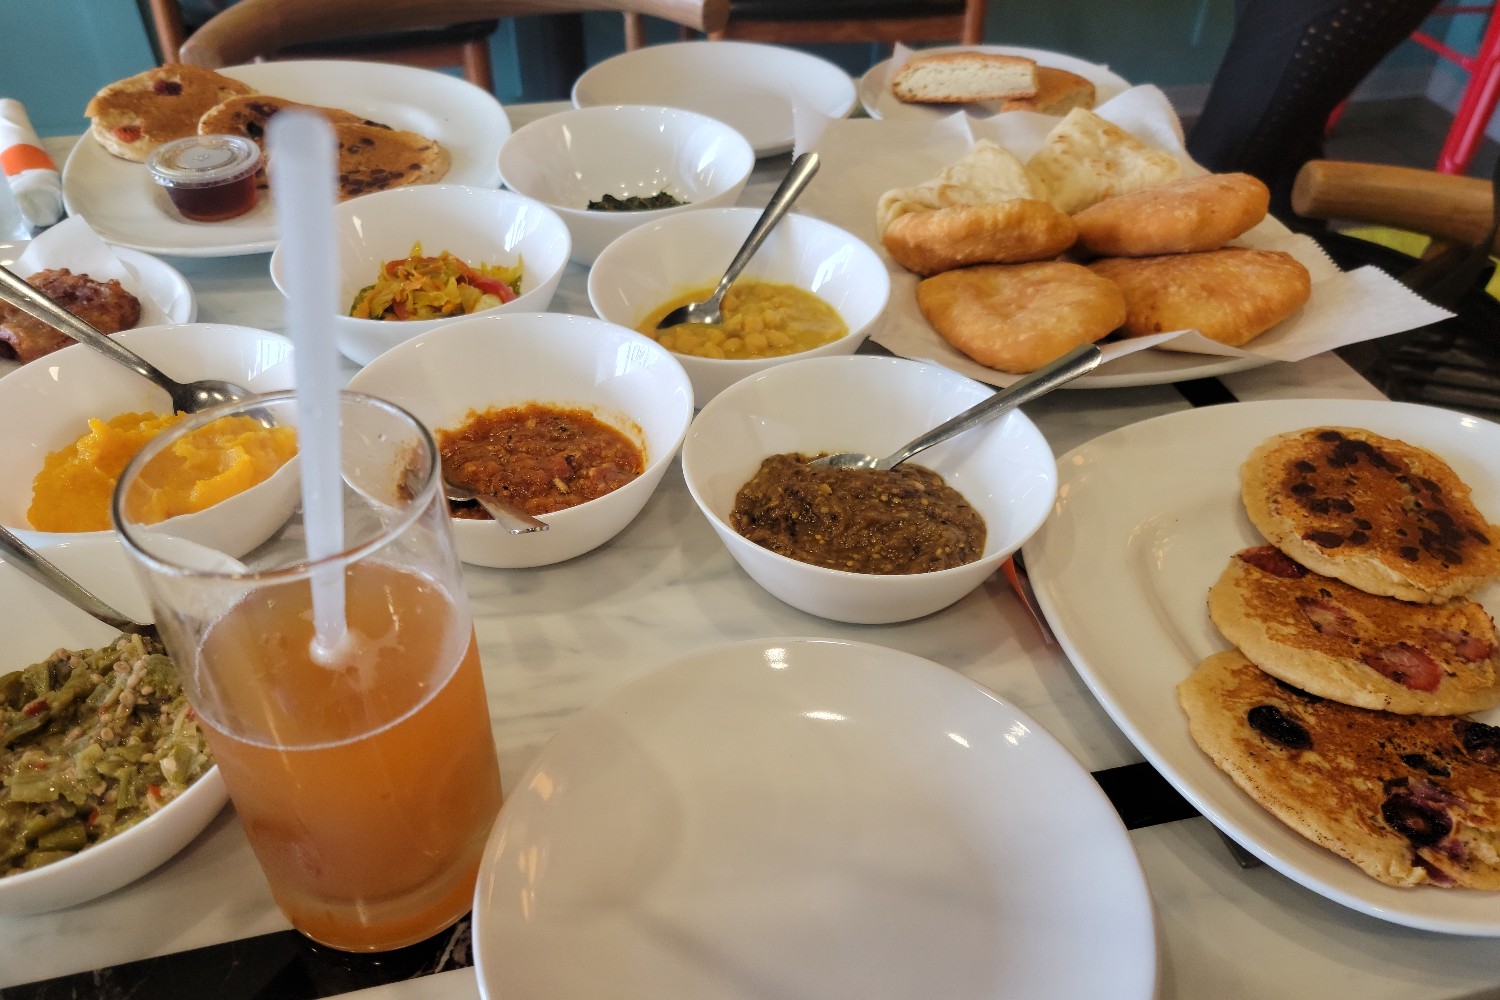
left=86, top=65, right=255, bottom=162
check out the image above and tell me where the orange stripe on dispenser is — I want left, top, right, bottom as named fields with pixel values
left=1, top=143, right=57, bottom=176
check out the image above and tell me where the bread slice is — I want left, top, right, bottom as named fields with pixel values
left=198, top=95, right=450, bottom=200
left=891, top=52, right=1038, bottom=104
left=86, top=65, right=255, bottom=162
left=1208, top=545, right=1500, bottom=715
left=1025, top=107, right=1183, bottom=214
left=1241, top=427, right=1500, bottom=603
left=1000, top=66, right=1097, bottom=115
left=1179, top=649, right=1500, bottom=889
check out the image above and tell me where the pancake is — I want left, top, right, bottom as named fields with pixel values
left=1242, top=427, right=1500, bottom=603
left=1178, top=649, right=1500, bottom=889
left=85, top=65, right=255, bottom=162
left=1208, top=545, right=1500, bottom=715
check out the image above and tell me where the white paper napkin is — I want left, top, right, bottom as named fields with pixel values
left=12, top=216, right=175, bottom=326
left=0, top=98, right=64, bottom=228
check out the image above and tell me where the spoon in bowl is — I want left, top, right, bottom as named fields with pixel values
left=0, top=525, right=159, bottom=639
left=655, top=151, right=821, bottom=330
left=0, top=263, right=254, bottom=414
left=811, top=343, right=1104, bottom=471
left=442, top=476, right=549, bottom=535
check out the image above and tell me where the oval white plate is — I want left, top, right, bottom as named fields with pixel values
left=1023, top=399, right=1500, bottom=936
left=473, top=637, right=1156, bottom=999
left=572, top=40, right=856, bottom=157
left=859, top=44, right=1131, bottom=123
left=62, top=60, right=511, bottom=257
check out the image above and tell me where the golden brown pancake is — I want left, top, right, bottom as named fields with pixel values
left=1179, top=649, right=1500, bottom=889
left=881, top=199, right=1078, bottom=276
left=1241, top=427, right=1500, bottom=603
left=85, top=65, right=255, bottom=162
left=1071, top=172, right=1270, bottom=258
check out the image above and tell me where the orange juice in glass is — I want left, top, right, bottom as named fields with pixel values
left=114, top=391, right=503, bottom=952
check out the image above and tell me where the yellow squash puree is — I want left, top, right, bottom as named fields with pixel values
left=638, top=279, right=847, bottom=360
left=29, top=411, right=297, bottom=532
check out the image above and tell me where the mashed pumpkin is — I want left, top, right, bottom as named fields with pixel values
left=29, top=411, right=297, bottom=532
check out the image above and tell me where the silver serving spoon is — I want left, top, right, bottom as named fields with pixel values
left=442, top=475, right=549, bottom=535
left=655, top=151, right=821, bottom=330
left=0, top=263, right=254, bottom=414
left=0, top=524, right=159, bottom=639
left=811, top=344, right=1104, bottom=471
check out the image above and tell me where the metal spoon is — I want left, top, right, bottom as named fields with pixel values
left=442, top=476, right=549, bottom=535
left=0, top=263, right=254, bottom=414
left=811, top=344, right=1104, bottom=471
left=655, top=151, right=821, bottom=330
left=0, top=524, right=159, bottom=639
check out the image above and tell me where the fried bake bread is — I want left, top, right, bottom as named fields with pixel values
left=1179, top=649, right=1500, bottom=888
left=999, top=67, right=1097, bottom=115
left=1025, top=107, right=1184, bottom=214
left=0, top=269, right=141, bottom=363
left=1089, top=248, right=1310, bottom=347
left=1208, top=546, right=1500, bottom=715
left=891, top=52, right=1039, bottom=104
left=1241, top=427, right=1500, bottom=603
left=198, top=95, right=450, bottom=200
left=1071, top=172, right=1270, bottom=257
left=916, top=261, right=1125, bottom=373
left=882, top=199, right=1077, bottom=276
left=85, top=65, right=255, bottom=162
left=875, top=140, right=1042, bottom=234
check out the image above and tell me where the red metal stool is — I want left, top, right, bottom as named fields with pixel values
left=1411, top=3, right=1500, bottom=174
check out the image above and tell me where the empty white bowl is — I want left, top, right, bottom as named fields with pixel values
left=0, top=323, right=295, bottom=550
left=271, top=183, right=571, bottom=366
left=498, top=104, right=754, bottom=266
left=680, top=355, right=1058, bottom=624
left=345, top=311, right=694, bottom=568
left=588, top=206, right=889, bottom=405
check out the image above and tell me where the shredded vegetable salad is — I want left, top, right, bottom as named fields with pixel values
left=350, top=243, right=523, bottom=321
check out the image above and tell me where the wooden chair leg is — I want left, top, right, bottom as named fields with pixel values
left=623, top=12, right=646, bottom=49
left=960, top=0, right=988, bottom=45
left=147, top=0, right=189, bottom=62
left=462, top=36, right=494, bottom=91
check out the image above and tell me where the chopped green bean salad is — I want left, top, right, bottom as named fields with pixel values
left=1, top=635, right=213, bottom=877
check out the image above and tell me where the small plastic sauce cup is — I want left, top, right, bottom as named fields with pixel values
left=146, top=134, right=261, bottom=222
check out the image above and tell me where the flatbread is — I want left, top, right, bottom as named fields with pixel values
left=85, top=65, right=255, bottom=162
left=1208, top=545, right=1500, bottom=715
left=1241, top=427, right=1500, bottom=603
left=1179, top=649, right=1500, bottom=889
left=915, top=261, right=1125, bottom=374
left=876, top=140, right=1042, bottom=234
left=1071, top=172, right=1270, bottom=257
left=1089, top=248, right=1310, bottom=347
left=881, top=199, right=1077, bottom=276
left=1025, top=107, right=1184, bottom=214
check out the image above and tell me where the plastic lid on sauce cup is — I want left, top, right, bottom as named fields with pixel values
left=146, top=134, right=261, bottom=189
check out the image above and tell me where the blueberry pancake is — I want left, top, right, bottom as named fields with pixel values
left=1208, top=546, right=1500, bottom=715
left=1178, top=649, right=1500, bottom=889
left=1242, top=427, right=1500, bottom=603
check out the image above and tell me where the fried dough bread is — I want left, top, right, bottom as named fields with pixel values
left=916, top=261, right=1125, bottom=373
left=1089, top=248, right=1310, bottom=347
left=1179, top=649, right=1500, bottom=888
left=1071, top=172, right=1270, bottom=257
left=875, top=140, right=1041, bottom=234
left=85, top=65, right=255, bottom=162
left=198, top=95, right=450, bottom=200
left=882, top=199, right=1077, bottom=275
left=0, top=269, right=141, bottom=363
left=1209, top=546, right=1500, bottom=715
left=999, top=67, right=1096, bottom=115
left=1025, top=107, right=1183, bottom=214
left=1241, top=427, right=1500, bottom=603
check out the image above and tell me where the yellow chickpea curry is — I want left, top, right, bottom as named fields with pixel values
left=638, top=279, right=847, bottom=360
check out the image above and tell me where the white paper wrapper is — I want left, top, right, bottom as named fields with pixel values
left=12, top=215, right=176, bottom=326
left=793, top=85, right=1454, bottom=388
left=0, top=98, right=64, bottom=228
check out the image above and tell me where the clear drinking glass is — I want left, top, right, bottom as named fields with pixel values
left=113, top=390, right=503, bottom=952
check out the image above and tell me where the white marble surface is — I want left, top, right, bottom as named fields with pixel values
left=9, top=112, right=1499, bottom=999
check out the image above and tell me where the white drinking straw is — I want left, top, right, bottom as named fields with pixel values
left=268, top=111, right=347, bottom=662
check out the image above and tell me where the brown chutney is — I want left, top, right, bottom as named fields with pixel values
left=730, top=453, right=986, bottom=574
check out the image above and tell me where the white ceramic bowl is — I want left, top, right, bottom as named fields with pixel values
left=0, top=323, right=295, bottom=550
left=587, top=206, right=889, bottom=405
left=271, top=183, right=571, bottom=366
left=0, top=536, right=227, bottom=915
left=498, top=104, right=754, bottom=266
left=680, top=355, right=1058, bottom=624
left=345, top=311, right=694, bottom=568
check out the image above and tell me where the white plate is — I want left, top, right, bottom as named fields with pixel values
left=61, top=60, right=510, bottom=257
left=0, top=536, right=228, bottom=914
left=572, top=41, right=856, bottom=157
left=0, top=239, right=197, bottom=381
left=859, top=44, right=1132, bottom=122
left=472, top=637, right=1156, bottom=999
left=1022, top=399, right=1500, bottom=936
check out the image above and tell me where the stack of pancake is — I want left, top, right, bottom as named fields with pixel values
left=1178, top=426, right=1500, bottom=889
left=875, top=109, right=1312, bottom=375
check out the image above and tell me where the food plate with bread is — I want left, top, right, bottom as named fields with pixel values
left=859, top=45, right=1131, bottom=123
left=1021, top=399, right=1500, bottom=935
left=62, top=60, right=510, bottom=257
